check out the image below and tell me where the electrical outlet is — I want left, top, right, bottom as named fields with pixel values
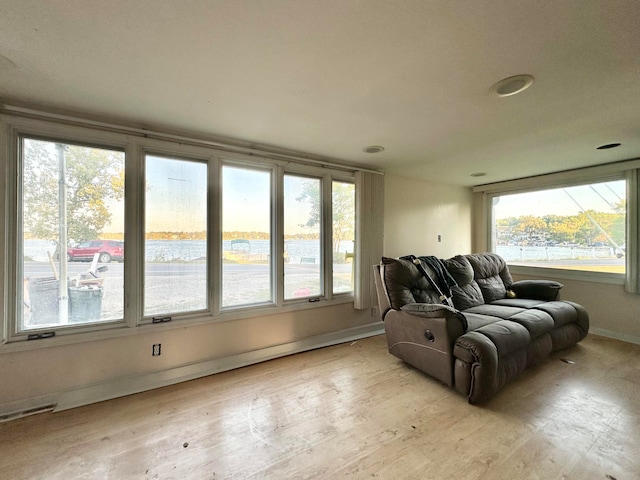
left=371, top=306, right=380, bottom=318
left=152, top=344, right=162, bottom=356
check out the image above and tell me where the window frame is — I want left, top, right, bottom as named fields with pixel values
left=141, top=150, right=212, bottom=321
left=476, top=166, right=636, bottom=285
left=1, top=115, right=366, bottom=350
left=219, top=160, right=276, bottom=311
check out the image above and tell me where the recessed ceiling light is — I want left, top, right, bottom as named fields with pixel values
left=362, top=145, right=384, bottom=154
left=596, top=143, right=621, bottom=150
left=491, top=74, right=534, bottom=97
left=470, top=172, right=487, bottom=177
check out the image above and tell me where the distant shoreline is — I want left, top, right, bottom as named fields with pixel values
left=25, top=231, right=321, bottom=241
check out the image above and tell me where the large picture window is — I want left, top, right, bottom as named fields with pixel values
left=20, top=137, right=125, bottom=331
left=4, top=116, right=372, bottom=344
left=491, top=179, right=626, bottom=274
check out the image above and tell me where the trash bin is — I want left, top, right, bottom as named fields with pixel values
left=68, top=285, right=103, bottom=323
left=27, top=277, right=60, bottom=325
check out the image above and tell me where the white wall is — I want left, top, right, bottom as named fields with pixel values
left=383, top=174, right=473, bottom=258
left=1, top=303, right=379, bottom=414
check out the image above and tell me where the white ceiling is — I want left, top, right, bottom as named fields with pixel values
left=1, top=0, right=639, bottom=186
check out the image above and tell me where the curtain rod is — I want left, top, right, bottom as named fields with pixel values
left=1, top=104, right=385, bottom=176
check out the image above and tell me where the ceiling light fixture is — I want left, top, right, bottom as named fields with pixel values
left=596, top=143, right=621, bottom=150
left=362, top=145, right=384, bottom=154
left=491, top=74, right=534, bottom=97
left=470, top=172, right=487, bottom=177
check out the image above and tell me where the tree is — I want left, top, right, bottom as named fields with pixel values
left=512, top=215, right=547, bottom=244
left=296, top=180, right=355, bottom=253
left=330, top=182, right=355, bottom=253
left=22, top=139, right=124, bottom=247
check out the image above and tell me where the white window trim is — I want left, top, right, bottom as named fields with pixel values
left=1, top=113, right=382, bottom=350
left=474, top=161, right=639, bottom=284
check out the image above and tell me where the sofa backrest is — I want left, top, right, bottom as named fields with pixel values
left=442, top=255, right=485, bottom=310
left=465, top=253, right=513, bottom=302
left=378, top=256, right=443, bottom=310
left=375, top=253, right=515, bottom=314
left=442, top=253, right=514, bottom=309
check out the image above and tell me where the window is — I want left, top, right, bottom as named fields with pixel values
left=284, top=175, right=322, bottom=299
left=332, top=181, right=355, bottom=294
left=490, top=179, right=626, bottom=274
left=20, top=137, right=125, bottom=331
left=4, top=115, right=377, bottom=344
left=222, top=165, right=272, bottom=308
left=144, top=154, right=208, bottom=316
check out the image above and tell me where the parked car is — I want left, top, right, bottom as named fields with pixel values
left=67, top=240, right=124, bottom=263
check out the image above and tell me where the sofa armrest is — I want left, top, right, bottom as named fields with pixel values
left=400, top=303, right=468, bottom=331
left=510, top=279, right=563, bottom=301
left=383, top=308, right=467, bottom=386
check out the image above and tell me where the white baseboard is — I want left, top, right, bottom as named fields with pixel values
left=0, top=395, right=57, bottom=423
left=1, top=322, right=384, bottom=419
left=590, top=327, right=640, bottom=346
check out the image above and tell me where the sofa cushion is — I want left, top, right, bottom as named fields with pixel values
left=532, top=301, right=580, bottom=329
left=454, top=320, right=530, bottom=362
left=450, top=283, right=485, bottom=310
left=463, top=304, right=525, bottom=319
left=463, top=312, right=501, bottom=331
left=506, top=309, right=554, bottom=339
left=491, top=298, right=547, bottom=309
left=380, top=257, right=442, bottom=309
left=477, top=275, right=507, bottom=303
left=443, top=255, right=474, bottom=284
left=443, top=255, right=485, bottom=309
left=466, top=253, right=513, bottom=302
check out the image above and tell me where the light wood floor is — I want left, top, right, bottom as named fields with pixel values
left=2, top=334, right=639, bottom=479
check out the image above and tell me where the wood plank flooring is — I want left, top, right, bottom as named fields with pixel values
left=1, top=334, right=639, bottom=479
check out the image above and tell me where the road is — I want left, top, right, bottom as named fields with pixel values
left=22, top=261, right=333, bottom=283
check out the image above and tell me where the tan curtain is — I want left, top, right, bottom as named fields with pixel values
left=354, top=171, right=384, bottom=309
left=625, top=169, right=639, bottom=293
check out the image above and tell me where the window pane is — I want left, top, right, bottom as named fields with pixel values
left=222, top=166, right=271, bottom=308
left=332, top=181, right=355, bottom=294
left=21, top=139, right=125, bottom=330
left=492, top=180, right=626, bottom=273
left=284, top=175, right=321, bottom=299
left=144, top=155, right=207, bottom=316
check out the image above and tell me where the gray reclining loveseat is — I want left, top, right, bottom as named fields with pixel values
left=373, top=253, right=589, bottom=403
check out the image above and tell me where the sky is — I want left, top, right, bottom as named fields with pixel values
left=146, top=156, right=207, bottom=232
left=142, top=159, right=314, bottom=233
left=493, top=180, right=626, bottom=219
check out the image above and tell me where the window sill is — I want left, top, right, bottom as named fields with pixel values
left=508, top=264, right=625, bottom=285
left=0, top=295, right=355, bottom=354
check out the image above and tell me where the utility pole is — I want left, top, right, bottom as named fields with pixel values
left=56, top=143, right=69, bottom=324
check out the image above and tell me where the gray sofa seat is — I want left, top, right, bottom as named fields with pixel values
left=374, top=253, right=589, bottom=403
